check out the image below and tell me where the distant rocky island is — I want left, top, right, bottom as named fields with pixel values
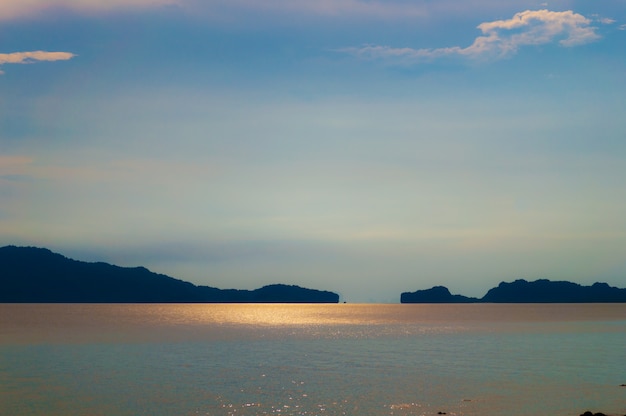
left=4, top=245, right=625, bottom=304
left=0, top=246, right=340, bottom=303
left=401, top=279, right=626, bottom=303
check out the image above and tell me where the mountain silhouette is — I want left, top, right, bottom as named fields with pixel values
left=402, top=279, right=626, bottom=303
left=0, top=246, right=339, bottom=303
left=481, top=279, right=626, bottom=303
left=400, top=286, right=478, bottom=303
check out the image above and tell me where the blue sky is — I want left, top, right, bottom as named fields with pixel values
left=1, top=0, right=625, bottom=302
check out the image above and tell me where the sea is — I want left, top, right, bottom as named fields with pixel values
left=1, top=303, right=624, bottom=416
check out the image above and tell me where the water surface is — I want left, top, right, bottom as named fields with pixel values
left=1, top=304, right=625, bottom=415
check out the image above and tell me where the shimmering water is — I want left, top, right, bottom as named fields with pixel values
left=1, top=304, right=625, bottom=415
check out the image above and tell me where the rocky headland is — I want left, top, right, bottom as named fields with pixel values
left=0, top=246, right=340, bottom=303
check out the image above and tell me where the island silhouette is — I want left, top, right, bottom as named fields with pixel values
left=3, top=245, right=625, bottom=303
left=401, top=279, right=626, bottom=303
left=0, top=246, right=339, bottom=303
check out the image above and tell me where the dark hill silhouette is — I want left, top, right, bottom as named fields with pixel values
left=0, top=246, right=339, bottom=303
left=402, top=279, right=626, bottom=303
left=481, top=279, right=626, bottom=303
left=400, top=286, right=478, bottom=303
left=400, top=279, right=626, bottom=303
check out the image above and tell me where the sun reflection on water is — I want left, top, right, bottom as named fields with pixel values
left=2, top=303, right=625, bottom=345
left=1, top=304, right=625, bottom=415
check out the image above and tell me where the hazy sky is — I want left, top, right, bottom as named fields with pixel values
left=1, top=0, right=625, bottom=302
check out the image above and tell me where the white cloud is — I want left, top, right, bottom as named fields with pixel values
left=0, top=50, right=75, bottom=64
left=0, top=50, right=75, bottom=73
left=342, top=9, right=600, bottom=64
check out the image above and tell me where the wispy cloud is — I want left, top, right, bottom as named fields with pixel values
left=0, top=51, right=75, bottom=64
left=205, top=0, right=426, bottom=19
left=341, top=9, right=601, bottom=64
left=598, top=17, right=616, bottom=25
left=0, top=156, right=33, bottom=173
left=0, top=0, right=178, bottom=20
left=0, top=50, right=75, bottom=74
left=1, top=0, right=415, bottom=21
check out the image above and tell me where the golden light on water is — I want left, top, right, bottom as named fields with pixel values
left=2, top=303, right=625, bottom=345
left=2, top=303, right=625, bottom=416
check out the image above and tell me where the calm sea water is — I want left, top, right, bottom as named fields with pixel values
left=1, top=304, right=625, bottom=416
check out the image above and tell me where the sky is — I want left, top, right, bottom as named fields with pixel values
left=1, top=0, right=625, bottom=302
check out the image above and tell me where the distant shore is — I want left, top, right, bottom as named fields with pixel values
left=0, top=246, right=340, bottom=303
left=3, top=245, right=626, bottom=304
left=401, top=279, right=626, bottom=303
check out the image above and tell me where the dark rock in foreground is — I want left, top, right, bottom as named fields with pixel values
left=400, top=286, right=478, bottom=303
left=402, top=279, right=626, bottom=303
left=0, top=246, right=339, bottom=303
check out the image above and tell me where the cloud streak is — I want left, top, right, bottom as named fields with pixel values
left=0, top=0, right=179, bottom=20
left=0, top=51, right=75, bottom=64
left=0, top=51, right=75, bottom=74
left=0, top=0, right=421, bottom=21
left=203, top=0, right=426, bottom=19
left=342, top=10, right=601, bottom=64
